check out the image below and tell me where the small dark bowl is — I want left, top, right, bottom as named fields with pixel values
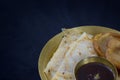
left=75, top=56, right=118, bottom=80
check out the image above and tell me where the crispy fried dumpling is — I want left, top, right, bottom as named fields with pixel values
left=106, top=37, right=120, bottom=69
left=93, top=32, right=120, bottom=69
left=93, top=33, right=113, bottom=57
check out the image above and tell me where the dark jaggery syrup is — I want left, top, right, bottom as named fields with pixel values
left=76, top=62, right=114, bottom=80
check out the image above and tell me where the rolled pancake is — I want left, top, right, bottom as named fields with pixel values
left=44, top=28, right=82, bottom=80
left=52, top=32, right=97, bottom=80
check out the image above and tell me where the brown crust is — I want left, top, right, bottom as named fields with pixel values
left=93, top=33, right=104, bottom=57
left=105, top=37, right=120, bottom=69
left=93, top=32, right=120, bottom=69
left=93, top=33, right=111, bottom=57
left=106, top=49, right=120, bottom=69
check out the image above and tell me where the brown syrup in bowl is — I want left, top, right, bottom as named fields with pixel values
left=76, top=62, right=114, bottom=80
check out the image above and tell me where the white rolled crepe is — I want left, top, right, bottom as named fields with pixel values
left=51, top=32, right=97, bottom=80
left=44, top=28, right=82, bottom=80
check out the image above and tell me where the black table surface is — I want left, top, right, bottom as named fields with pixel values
left=1, top=0, right=120, bottom=80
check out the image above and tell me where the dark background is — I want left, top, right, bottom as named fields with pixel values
left=1, top=0, right=120, bottom=80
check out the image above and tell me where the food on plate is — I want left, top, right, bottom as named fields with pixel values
left=93, top=32, right=120, bottom=69
left=44, top=30, right=97, bottom=80
left=44, top=28, right=85, bottom=80
left=93, top=33, right=112, bottom=57
left=51, top=32, right=97, bottom=80
left=44, top=28, right=120, bottom=80
left=106, top=37, right=120, bottom=69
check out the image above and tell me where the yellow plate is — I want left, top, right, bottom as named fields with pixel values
left=38, top=26, right=120, bottom=80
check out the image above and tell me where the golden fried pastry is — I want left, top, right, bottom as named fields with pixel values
left=93, top=32, right=120, bottom=69
left=93, top=33, right=113, bottom=57
left=106, top=37, right=120, bottom=69
left=93, top=33, right=103, bottom=56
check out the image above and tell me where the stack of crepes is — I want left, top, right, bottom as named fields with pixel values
left=44, top=28, right=98, bottom=80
